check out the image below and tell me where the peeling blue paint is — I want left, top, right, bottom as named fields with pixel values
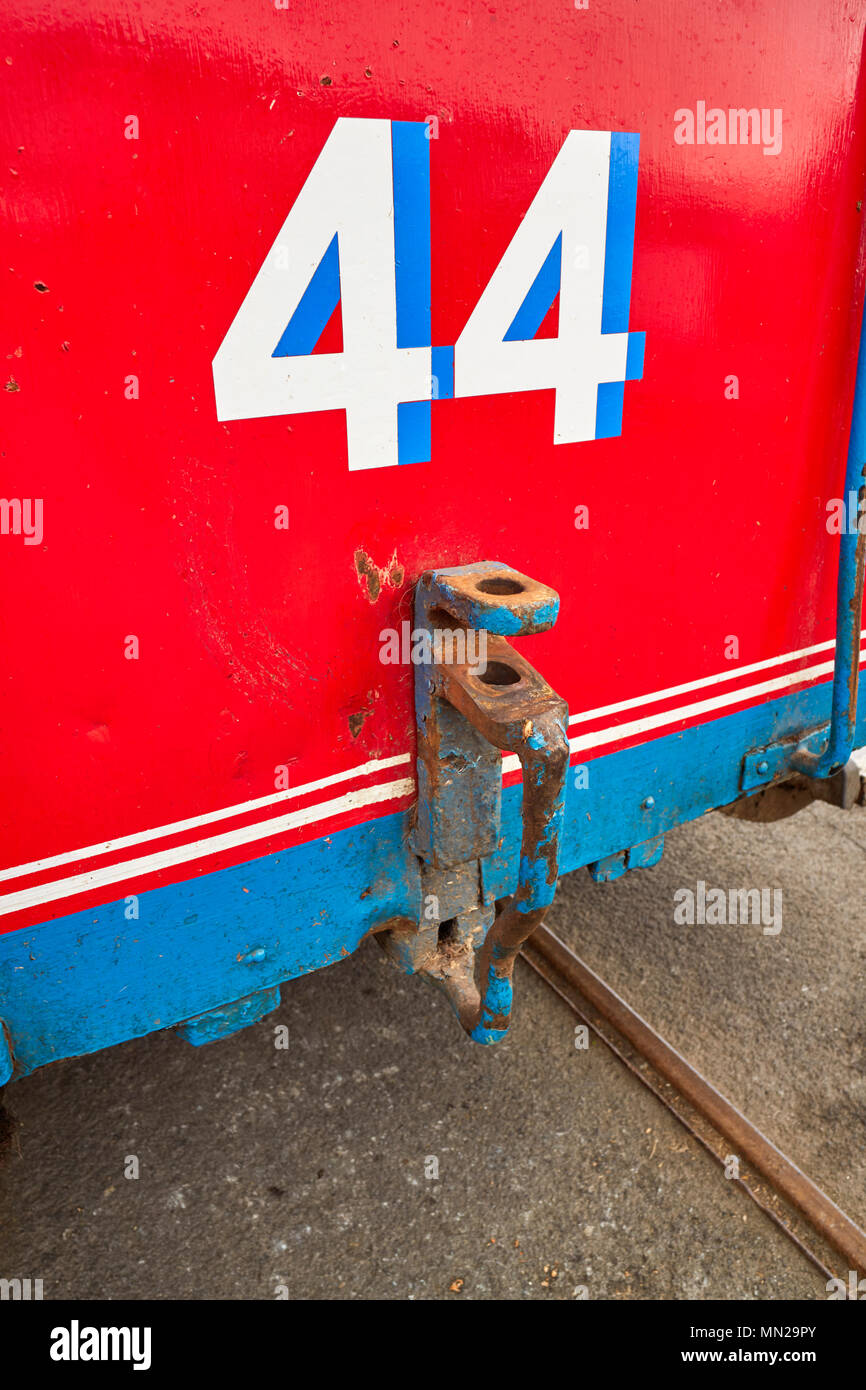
left=470, top=961, right=512, bottom=1045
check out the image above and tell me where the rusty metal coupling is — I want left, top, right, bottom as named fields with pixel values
left=381, top=562, right=569, bottom=1044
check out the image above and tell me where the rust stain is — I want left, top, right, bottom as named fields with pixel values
left=348, top=709, right=370, bottom=738
left=354, top=549, right=381, bottom=601
left=353, top=548, right=403, bottom=602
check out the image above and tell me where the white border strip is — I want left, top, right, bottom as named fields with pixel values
left=0, top=778, right=416, bottom=917
left=0, top=752, right=412, bottom=885
left=3, top=631, right=864, bottom=909
left=565, top=633, right=850, bottom=727
left=568, top=653, right=840, bottom=755
left=500, top=650, right=862, bottom=775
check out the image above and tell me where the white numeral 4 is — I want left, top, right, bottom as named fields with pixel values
left=212, top=118, right=431, bottom=472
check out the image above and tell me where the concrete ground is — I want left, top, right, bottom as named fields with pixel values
left=0, top=796, right=863, bottom=1301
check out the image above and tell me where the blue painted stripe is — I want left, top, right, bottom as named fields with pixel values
left=272, top=233, right=340, bottom=357
left=397, top=399, right=431, bottom=466
left=503, top=232, right=562, bottom=341
left=600, top=132, right=640, bottom=336
left=595, top=380, right=624, bottom=439
left=595, top=134, right=641, bottom=440
left=431, top=344, right=454, bottom=401
left=626, top=330, right=645, bottom=381
left=391, top=121, right=431, bottom=350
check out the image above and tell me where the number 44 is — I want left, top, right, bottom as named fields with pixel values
left=212, top=118, right=644, bottom=472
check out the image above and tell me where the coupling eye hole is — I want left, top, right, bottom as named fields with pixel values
left=475, top=661, right=521, bottom=687
left=475, top=577, right=524, bottom=596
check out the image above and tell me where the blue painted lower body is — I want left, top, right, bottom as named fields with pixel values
left=0, top=673, right=860, bottom=1080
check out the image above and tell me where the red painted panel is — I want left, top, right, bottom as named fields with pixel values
left=1, top=0, right=865, bottom=930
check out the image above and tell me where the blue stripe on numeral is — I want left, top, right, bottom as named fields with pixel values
left=392, top=122, right=431, bottom=350
left=431, top=345, right=454, bottom=401
left=600, top=132, right=639, bottom=335
left=398, top=400, right=431, bottom=465
left=272, top=233, right=340, bottom=357
left=504, top=232, right=562, bottom=341
left=393, top=121, right=433, bottom=463
left=595, top=132, right=642, bottom=439
left=595, top=380, right=625, bottom=439
left=625, top=330, right=645, bottom=381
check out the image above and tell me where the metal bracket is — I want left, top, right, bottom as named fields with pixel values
left=738, top=721, right=866, bottom=822
left=733, top=744, right=863, bottom=821
left=741, top=725, right=830, bottom=792
left=587, top=835, right=666, bottom=883
left=175, top=985, right=281, bottom=1046
left=383, top=562, right=569, bottom=1045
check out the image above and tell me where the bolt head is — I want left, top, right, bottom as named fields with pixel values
left=756, top=759, right=769, bottom=775
left=642, top=796, right=655, bottom=810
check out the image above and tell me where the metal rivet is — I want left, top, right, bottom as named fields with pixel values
left=756, top=760, right=769, bottom=775
left=239, top=947, right=266, bottom=964
left=642, top=796, right=655, bottom=810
